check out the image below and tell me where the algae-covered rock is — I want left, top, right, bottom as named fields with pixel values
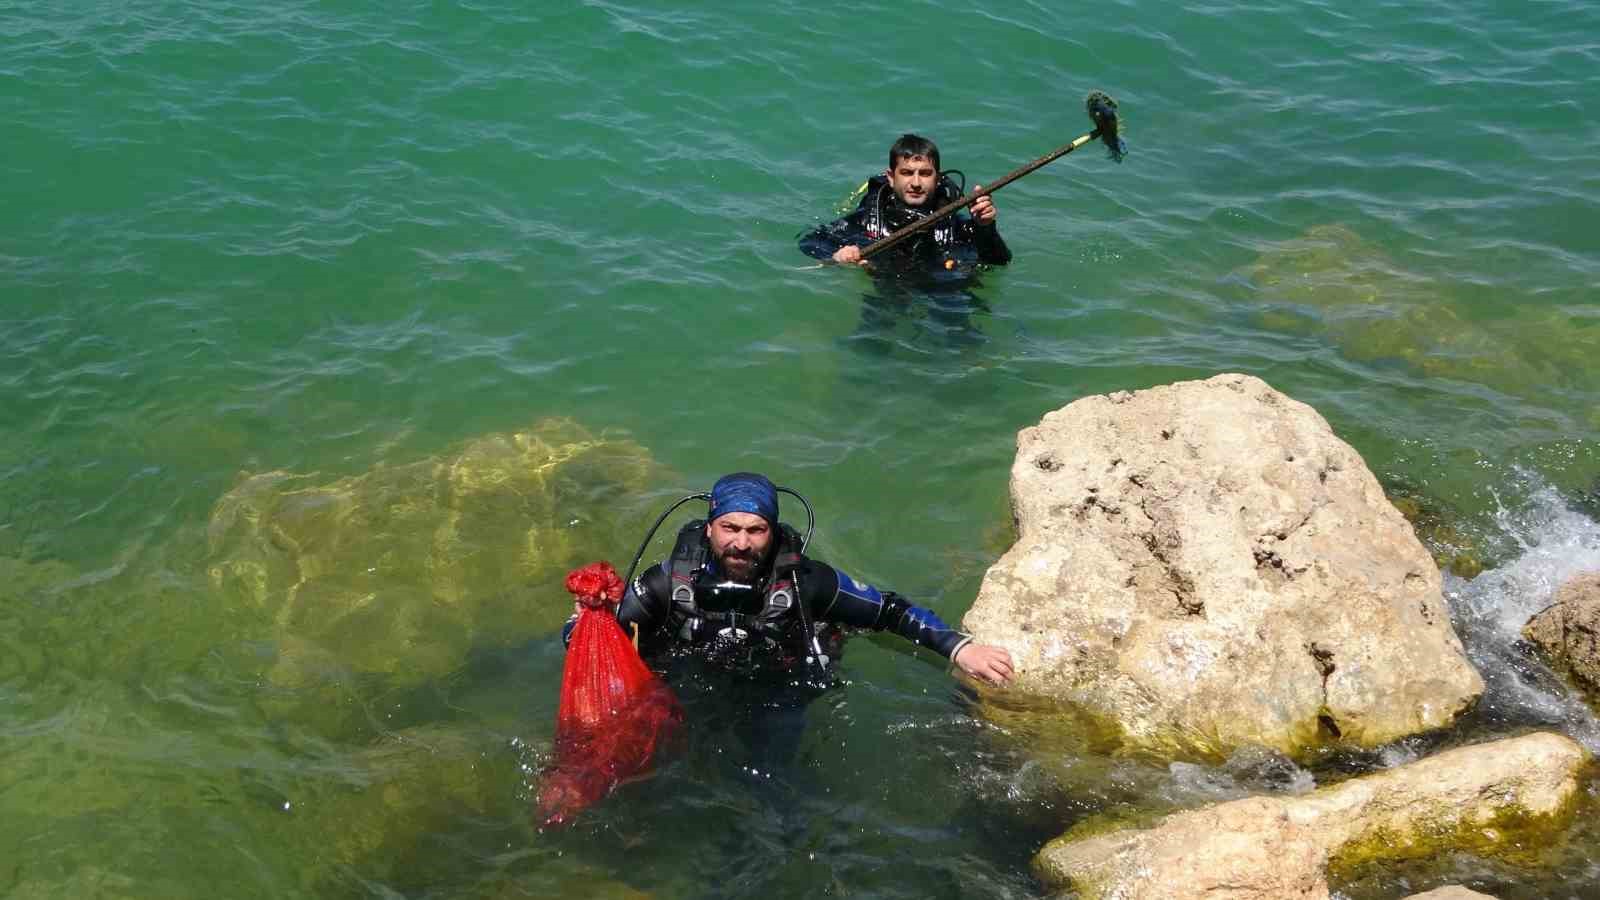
left=0, top=556, right=85, bottom=682
left=964, top=374, right=1484, bottom=759
left=1523, top=572, right=1600, bottom=700
left=7, top=866, right=142, bottom=900
left=285, top=724, right=661, bottom=899
left=206, top=419, right=659, bottom=714
left=1241, top=224, right=1406, bottom=311
left=0, top=679, right=326, bottom=899
left=0, top=555, right=78, bottom=599
left=293, top=725, right=514, bottom=874
left=1242, top=224, right=1600, bottom=403
left=1035, top=732, right=1588, bottom=900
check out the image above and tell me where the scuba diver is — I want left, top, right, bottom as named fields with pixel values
left=560, top=473, right=1012, bottom=775
left=565, top=472, right=1014, bottom=687
left=797, top=133, right=1012, bottom=269
left=797, top=135, right=1011, bottom=352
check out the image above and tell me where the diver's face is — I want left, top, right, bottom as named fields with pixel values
left=706, top=512, right=772, bottom=582
left=888, top=155, right=938, bottom=207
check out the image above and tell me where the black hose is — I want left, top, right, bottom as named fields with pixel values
left=622, top=493, right=710, bottom=592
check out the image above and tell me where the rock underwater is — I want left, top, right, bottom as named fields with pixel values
left=963, top=374, right=1484, bottom=758
left=1402, top=888, right=1499, bottom=900
left=205, top=418, right=659, bottom=730
left=1240, top=223, right=1599, bottom=408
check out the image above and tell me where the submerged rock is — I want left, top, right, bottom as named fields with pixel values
left=300, top=726, right=508, bottom=868
left=963, top=374, right=1483, bottom=757
left=1523, top=572, right=1600, bottom=699
left=1402, top=887, right=1498, bottom=899
left=1242, top=224, right=1599, bottom=402
left=206, top=419, right=658, bottom=720
left=1241, top=223, right=1407, bottom=311
left=0, top=556, right=87, bottom=682
left=1035, top=732, right=1587, bottom=899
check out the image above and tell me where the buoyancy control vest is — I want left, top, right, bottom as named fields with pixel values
left=859, top=174, right=962, bottom=245
left=664, top=519, right=807, bottom=644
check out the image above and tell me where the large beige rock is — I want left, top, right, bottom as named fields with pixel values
left=1036, top=732, right=1587, bottom=900
left=1523, top=572, right=1600, bottom=697
left=964, top=374, right=1484, bottom=757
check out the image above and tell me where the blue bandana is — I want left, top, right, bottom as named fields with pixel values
left=708, top=472, right=779, bottom=525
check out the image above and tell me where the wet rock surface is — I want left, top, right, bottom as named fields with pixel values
left=1523, top=571, right=1600, bottom=698
left=964, top=374, right=1484, bottom=757
left=1035, top=732, right=1587, bottom=900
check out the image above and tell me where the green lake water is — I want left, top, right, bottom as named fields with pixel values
left=3, top=1, right=1599, bottom=897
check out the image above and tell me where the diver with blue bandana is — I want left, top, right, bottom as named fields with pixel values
left=563, top=472, right=1014, bottom=687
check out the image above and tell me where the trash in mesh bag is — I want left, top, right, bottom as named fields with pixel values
left=536, top=561, right=682, bottom=827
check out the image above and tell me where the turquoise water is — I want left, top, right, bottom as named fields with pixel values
left=4, top=1, right=1599, bottom=897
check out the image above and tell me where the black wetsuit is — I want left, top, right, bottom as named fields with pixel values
left=798, top=174, right=1011, bottom=268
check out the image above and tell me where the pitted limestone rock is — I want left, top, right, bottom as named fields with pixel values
left=964, top=374, right=1483, bottom=756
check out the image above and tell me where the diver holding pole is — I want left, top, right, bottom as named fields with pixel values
left=799, top=91, right=1126, bottom=269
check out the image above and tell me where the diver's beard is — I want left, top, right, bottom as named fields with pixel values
left=717, top=550, right=760, bottom=582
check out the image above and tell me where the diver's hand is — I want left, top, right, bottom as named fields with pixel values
left=970, top=187, right=997, bottom=225
left=831, top=245, right=865, bottom=265
left=954, top=642, right=1014, bottom=686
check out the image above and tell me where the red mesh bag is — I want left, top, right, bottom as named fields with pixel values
left=535, top=561, right=682, bottom=827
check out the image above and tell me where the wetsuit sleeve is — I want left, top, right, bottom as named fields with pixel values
left=798, top=208, right=871, bottom=260
left=561, top=563, right=671, bottom=647
left=801, top=560, right=972, bottom=660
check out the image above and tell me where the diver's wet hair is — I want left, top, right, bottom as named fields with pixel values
left=888, top=134, right=940, bottom=171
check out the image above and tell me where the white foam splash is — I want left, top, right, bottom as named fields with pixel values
left=1454, top=479, right=1600, bottom=630
left=1444, top=473, right=1600, bottom=752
